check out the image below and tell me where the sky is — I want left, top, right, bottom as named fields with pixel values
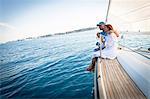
left=0, top=0, right=108, bottom=43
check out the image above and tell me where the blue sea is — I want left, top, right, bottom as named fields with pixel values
left=0, top=30, right=150, bottom=99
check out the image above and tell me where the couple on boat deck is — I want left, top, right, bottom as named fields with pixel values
left=87, top=21, right=119, bottom=72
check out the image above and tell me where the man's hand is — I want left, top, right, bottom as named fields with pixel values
left=96, top=32, right=100, bottom=38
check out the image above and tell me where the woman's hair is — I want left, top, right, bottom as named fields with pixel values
left=105, top=24, right=114, bottom=30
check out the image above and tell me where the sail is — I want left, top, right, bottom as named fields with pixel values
left=107, top=0, right=150, bottom=32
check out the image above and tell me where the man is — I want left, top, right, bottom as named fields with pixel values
left=97, top=21, right=107, bottom=37
left=96, top=22, right=107, bottom=50
left=97, top=21, right=105, bottom=30
left=86, top=21, right=106, bottom=71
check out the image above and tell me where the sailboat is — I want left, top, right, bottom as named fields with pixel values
left=93, top=0, right=150, bottom=99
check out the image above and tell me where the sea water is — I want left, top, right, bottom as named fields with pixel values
left=0, top=30, right=149, bottom=99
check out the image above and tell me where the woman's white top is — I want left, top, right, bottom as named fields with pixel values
left=93, top=32, right=118, bottom=59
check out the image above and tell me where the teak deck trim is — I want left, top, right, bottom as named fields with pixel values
left=96, top=58, right=146, bottom=99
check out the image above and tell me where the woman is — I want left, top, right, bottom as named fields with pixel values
left=87, top=24, right=118, bottom=71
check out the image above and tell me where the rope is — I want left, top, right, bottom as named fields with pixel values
left=119, top=44, right=150, bottom=59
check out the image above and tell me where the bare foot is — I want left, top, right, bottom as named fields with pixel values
left=86, top=64, right=94, bottom=72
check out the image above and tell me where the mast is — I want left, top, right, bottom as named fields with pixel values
left=105, top=0, right=111, bottom=23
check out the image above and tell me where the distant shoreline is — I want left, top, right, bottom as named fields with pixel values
left=1, top=28, right=150, bottom=45
left=38, top=27, right=96, bottom=38
left=0, top=27, right=97, bottom=44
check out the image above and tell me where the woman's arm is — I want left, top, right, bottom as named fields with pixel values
left=105, top=33, right=116, bottom=48
left=114, top=30, right=119, bottom=37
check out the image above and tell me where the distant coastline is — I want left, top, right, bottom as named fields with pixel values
left=0, top=27, right=96, bottom=44
left=1, top=28, right=150, bottom=45
left=38, top=27, right=96, bottom=38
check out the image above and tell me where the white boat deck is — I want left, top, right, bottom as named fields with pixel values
left=117, top=47, right=150, bottom=99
